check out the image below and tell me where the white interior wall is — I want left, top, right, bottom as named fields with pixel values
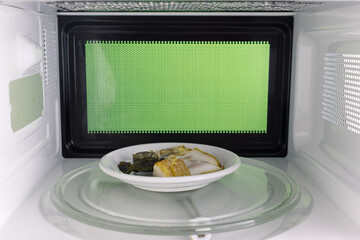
left=289, top=3, right=360, bottom=225
left=0, top=3, right=61, bottom=227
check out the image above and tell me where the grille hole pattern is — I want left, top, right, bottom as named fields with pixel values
left=42, top=20, right=58, bottom=96
left=49, top=1, right=322, bottom=12
left=42, top=28, right=48, bottom=85
left=322, top=53, right=360, bottom=134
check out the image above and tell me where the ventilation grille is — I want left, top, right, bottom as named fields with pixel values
left=322, top=53, right=360, bottom=134
left=42, top=28, right=49, bottom=85
left=42, top=20, right=58, bottom=96
left=50, top=1, right=322, bottom=12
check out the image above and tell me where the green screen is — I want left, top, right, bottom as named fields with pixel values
left=85, top=40, right=270, bottom=134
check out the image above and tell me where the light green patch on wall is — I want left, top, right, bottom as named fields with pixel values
left=9, top=73, right=44, bottom=132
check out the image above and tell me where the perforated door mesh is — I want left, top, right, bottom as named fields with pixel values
left=85, top=40, right=270, bottom=134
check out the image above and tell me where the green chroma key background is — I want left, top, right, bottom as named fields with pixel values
left=85, top=40, right=270, bottom=134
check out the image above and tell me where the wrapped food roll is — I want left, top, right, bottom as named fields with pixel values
left=118, top=151, right=160, bottom=174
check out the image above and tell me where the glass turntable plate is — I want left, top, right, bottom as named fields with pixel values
left=50, top=158, right=301, bottom=235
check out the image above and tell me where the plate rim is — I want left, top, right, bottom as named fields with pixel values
left=99, top=142, right=241, bottom=185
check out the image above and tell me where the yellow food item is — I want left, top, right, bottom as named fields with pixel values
left=153, top=159, right=173, bottom=177
left=182, top=148, right=222, bottom=167
left=183, top=159, right=223, bottom=175
left=155, top=145, right=190, bottom=159
left=153, top=155, right=191, bottom=177
left=152, top=145, right=224, bottom=177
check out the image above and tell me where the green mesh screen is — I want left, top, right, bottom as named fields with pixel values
left=85, top=40, right=270, bottom=134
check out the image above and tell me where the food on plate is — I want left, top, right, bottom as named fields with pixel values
left=153, top=155, right=191, bottom=177
left=117, top=145, right=224, bottom=176
left=183, top=159, right=223, bottom=175
left=181, top=148, right=222, bottom=167
left=118, top=161, right=132, bottom=174
left=155, top=145, right=190, bottom=159
left=117, top=151, right=160, bottom=174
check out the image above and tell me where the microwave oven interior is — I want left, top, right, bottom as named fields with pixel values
left=2, top=1, right=360, bottom=240
left=59, top=16, right=293, bottom=157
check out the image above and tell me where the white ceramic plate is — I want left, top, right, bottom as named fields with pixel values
left=99, top=142, right=241, bottom=192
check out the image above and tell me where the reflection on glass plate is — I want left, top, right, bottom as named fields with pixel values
left=50, top=158, right=301, bottom=235
left=99, top=143, right=241, bottom=192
